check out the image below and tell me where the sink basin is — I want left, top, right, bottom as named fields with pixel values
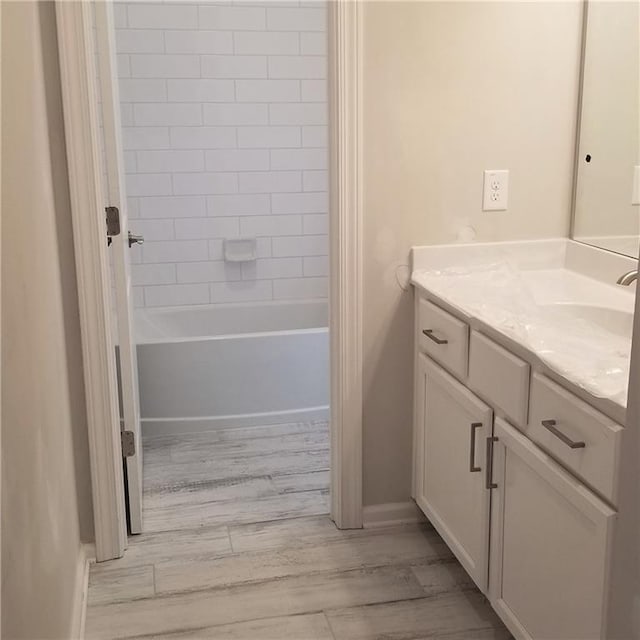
left=541, top=303, right=634, bottom=339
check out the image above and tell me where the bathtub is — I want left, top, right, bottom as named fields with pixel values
left=134, top=300, right=329, bottom=435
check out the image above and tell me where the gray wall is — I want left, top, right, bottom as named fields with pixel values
left=1, top=2, right=94, bottom=637
left=361, top=1, right=583, bottom=506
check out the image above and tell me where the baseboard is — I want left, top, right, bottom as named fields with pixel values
left=70, top=543, right=95, bottom=640
left=362, top=501, right=427, bottom=529
left=141, top=406, right=330, bottom=437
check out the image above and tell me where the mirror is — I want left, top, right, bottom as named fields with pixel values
left=572, top=1, right=640, bottom=258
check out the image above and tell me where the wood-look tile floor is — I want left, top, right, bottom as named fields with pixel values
left=85, top=422, right=510, bottom=639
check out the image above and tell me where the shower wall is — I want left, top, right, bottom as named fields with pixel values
left=113, top=2, right=328, bottom=308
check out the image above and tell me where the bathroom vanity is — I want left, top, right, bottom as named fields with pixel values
left=411, top=239, right=636, bottom=640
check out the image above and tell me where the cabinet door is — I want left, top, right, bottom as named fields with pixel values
left=414, top=355, right=493, bottom=592
left=490, top=417, right=615, bottom=640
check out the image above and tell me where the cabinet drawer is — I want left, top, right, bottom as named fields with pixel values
left=468, top=331, right=530, bottom=427
left=528, top=373, right=622, bottom=505
left=417, top=298, right=469, bottom=378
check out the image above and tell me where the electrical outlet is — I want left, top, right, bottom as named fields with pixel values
left=483, top=170, right=509, bottom=211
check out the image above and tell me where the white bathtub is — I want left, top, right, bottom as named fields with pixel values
left=135, top=300, right=329, bottom=435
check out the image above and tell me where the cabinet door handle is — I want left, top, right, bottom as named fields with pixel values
left=541, top=420, right=586, bottom=449
left=422, top=329, right=448, bottom=345
left=485, top=436, right=498, bottom=489
left=469, top=422, right=482, bottom=472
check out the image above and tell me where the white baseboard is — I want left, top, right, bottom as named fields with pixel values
left=362, top=501, right=427, bottom=529
left=141, top=406, right=330, bottom=437
left=70, top=543, right=95, bottom=640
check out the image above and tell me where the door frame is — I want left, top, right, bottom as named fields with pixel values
left=56, top=0, right=364, bottom=560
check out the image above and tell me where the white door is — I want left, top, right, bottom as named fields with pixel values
left=93, top=2, right=144, bottom=534
left=489, top=417, right=615, bottom=640
left=414, top=355, right=493, bottom=592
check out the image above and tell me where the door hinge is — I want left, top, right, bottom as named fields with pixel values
left=106, top=206, right=120, bottom=246
left=121, top=430, right=136, bottom=458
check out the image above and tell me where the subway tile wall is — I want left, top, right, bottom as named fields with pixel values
left=115, top=1, right=328, bottom=308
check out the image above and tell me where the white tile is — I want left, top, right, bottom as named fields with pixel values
left=174, top=217, right=240, bottom=240
left=123, top=150, right=137, bottom=173
left=164, top=30, right=233, bottom=54
left=127, top=197, right=140, bottom=219
left=136, top=150, right=205, bottom=174
left=300, top=32, right=327, bottom=55
left=272, top=192, right=327, bottom=214
left=210, top=280, right=273, bottom=303
left=173, top=172, right=239, bottom=196
left=126, top=173, right=172, bottom=197
left=266, top=7, right=326, bottom=31
left=118, top=79, right=167, bottom=103
left=235, top=79, right=300, bottom=102
left=170, top=127, right=237, bottom=149
left=271, top=148, right=326, bottom=170
left=207, top=194, right=271, bottom=216
left=238, top=171, right=301, bottom=194
left=140, top=196, right=206, bottom=219
left=242, top=257, right=303, bottom=280
left=115, top=29, right=164, bottom=54
left=205, top=150, right=270, bottom=172
left=201, top=55, right=267, bottom=79
left=233, top=31, right=299, bottom=55
left=303, top=255, right=328, bottom=277
left=272, top=234, right=327, bottom=257
left=303, top=170, right=327, bottom=192
left=269, top=103, right=326, bottom=126
left=144, top=283, right=210, bottom=307
left=130, top=55, right=200, bottom=79
left=135, top=219, right=175, bottom=241
left=113, top=3, right=128, bottom=28
left=199, top=5, right=266, bottom=30
left=133, top=104, right=202, bottom=127
left=273, top=276, right=328, bottom=299
left=119, top=104, right=134, bottom=127
left=268, top=55, right=326, bottom=79
left=302, top=125, right=327, bottom=148
left=239, top=214, right=302, bottom=237
left=303, top=212, right=328, bottom=234
left=117, top=54, right=131, bottom=78
left=177, top=261, right=242, bottom=284
left=237, top=126, right=300, bottom=149
left=204, top=104, right=268, bottom=126
left=167, top=79, right=235, bottom=103
left=143, top=240, right=209, bottom=263
left=301, top=79, right=327, bottom=102
left=127, top=3, right=198, bottom=29
left=131, top=264, right=177, bottom=286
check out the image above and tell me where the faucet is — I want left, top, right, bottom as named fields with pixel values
left=617, top=270, right=638, bottom=286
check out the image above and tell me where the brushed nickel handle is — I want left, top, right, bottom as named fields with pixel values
left=485, top=436, right=498, bottom=489
left=469, top=423, right=482, bottom=473
left=422, top=329, right=448, bottom=345
left=128, top=232, right=144, bottom=248
left=541, top=420, right=585, bottom=449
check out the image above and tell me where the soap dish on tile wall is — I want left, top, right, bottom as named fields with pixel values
left=224, top=237, right=257, bottom=262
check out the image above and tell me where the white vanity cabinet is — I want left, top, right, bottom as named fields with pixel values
left=489, top=417, right=615, bottom=640
left=412, top=290, right=620, bottom=640
left=414, top=354, right=492, bottom=591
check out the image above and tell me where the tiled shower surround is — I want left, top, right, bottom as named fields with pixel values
left=114, top=2, right=328, bottom=308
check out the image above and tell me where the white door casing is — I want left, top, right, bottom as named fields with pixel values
left=93, top=1, right=143, bottom=535
left=57, top=0, right=364, bottom=559
left=55, top=0, right=127, bottom=561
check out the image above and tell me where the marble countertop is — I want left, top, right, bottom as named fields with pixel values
left=411, top=239, right=636, bottom=411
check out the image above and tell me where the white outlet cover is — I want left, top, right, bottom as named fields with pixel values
left=483, top=169, right=509, bottom=211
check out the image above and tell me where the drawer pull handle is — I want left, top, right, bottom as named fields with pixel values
left=469, top=422, right=482, bottom=472
left=541, top=420, right=586, bottom=449
left=485, top=436, right=498, bottom=490
left=422, top=329, right=448, bottom=345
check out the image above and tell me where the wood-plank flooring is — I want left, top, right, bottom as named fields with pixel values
left=85, top=422, right=510, bottom=639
